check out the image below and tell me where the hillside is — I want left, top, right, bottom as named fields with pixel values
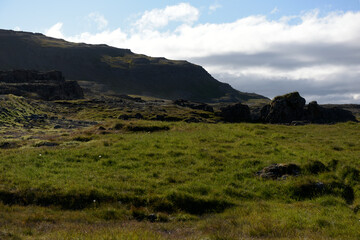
left=0, top=29, right=267, bottom=102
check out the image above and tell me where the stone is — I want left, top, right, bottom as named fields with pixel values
left=257, top=163, right=301, bottom=179
left=261, top=92, right=305, bottom=123
left=220, top=103, right=251, bottom=122
left=304, top=101, right=357, bottom=123
left=260, top=93, right=357, bottom=124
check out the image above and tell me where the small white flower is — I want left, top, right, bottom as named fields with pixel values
left=99, top=155, right=102, bottom=158
left=39, top=154, right=42, bottom=157
left=93, top=199, right=96, bottom=203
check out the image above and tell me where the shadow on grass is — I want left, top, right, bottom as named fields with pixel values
left=289, top=180, right=354, bottom=204
left=0, top=189, right=233, bottom=214
left=125, top=125, right=170, bottom=132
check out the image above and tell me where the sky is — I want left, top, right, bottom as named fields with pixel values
left=1, top=0, right=360, bottom=103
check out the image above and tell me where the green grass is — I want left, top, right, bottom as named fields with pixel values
left=0, top=94, right=41, bottom=126
left=0, top=121, right=360, bottom=239
left=101, top=54, right=187, bottom=69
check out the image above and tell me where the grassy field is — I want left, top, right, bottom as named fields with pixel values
left=0, top=119, right=360, bottom=239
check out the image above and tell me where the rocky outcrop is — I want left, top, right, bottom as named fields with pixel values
left=220, top=103, right=251, bottom=122
left=173, top=99, right=214, bottom=112
left=256, top=163, right=301, bottom=179
left=0, top=70, right=83, bottom=100
left=261, top=92, right=305, bottom=123
left=260, top=92, right=357, bottom=124
left=304, top=101, right=357, bottom=123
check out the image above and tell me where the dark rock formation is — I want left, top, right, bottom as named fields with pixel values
left=321, top=104, right=360, bottom=118
left=0, top=70, right=83, bottom=100
left=260, top=92, right=357, bottom=124
left=220, top=103, right=251, bottom=122
left=261, top=92, right=305, bottom=123
left=304, top=101, right=357, bottom=123
left=173, top=99, right=214, bottom=112
left=257, top=163, right=301, bottom=179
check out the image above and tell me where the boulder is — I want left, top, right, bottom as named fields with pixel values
left=220, top=103, right=251, bottom=122
left=261, top=92, right=305, bottom=123
left=256, top=163, right=301, bottom=179
left=304, top=101, right=357, bottom=123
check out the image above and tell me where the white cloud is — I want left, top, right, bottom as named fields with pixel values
left=88, top=12, right=108, bottom=30
left=68, top=28, right=127, bottom=47
left=45, top=22, right=64, bottom=39
left=43, top=5, right=360, bottom=103
left=209, top=2, right=222, bottom=14
left=271, top=7, right=279, bottom=14
left=134, top=3, right=199, bottom=30
left=13, top=26, right=21, bottom=31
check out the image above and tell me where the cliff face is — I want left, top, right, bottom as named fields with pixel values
left=0, top=70, right=84, bottom=100
left=0, top=29, right=267, bottom=102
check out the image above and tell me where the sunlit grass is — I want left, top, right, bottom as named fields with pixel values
left=0, top=121, right=360, bottom=239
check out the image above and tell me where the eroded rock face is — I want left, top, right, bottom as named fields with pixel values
left=0, top=70, right=83, bottom=100
left=261, top=92, right=306, bottom=123
left=304, top=101, right=357, bottom=123
left=220, top=103, right=251, bottom=122
left=0, top=69, right=64, bottom=82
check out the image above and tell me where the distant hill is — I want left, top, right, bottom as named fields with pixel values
left=0, top=29, right=267, bottom=102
